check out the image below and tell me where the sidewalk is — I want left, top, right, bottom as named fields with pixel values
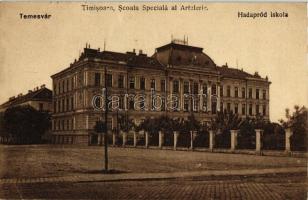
left=0, top=167, right=305, bottom=185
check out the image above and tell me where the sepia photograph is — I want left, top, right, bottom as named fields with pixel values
left=0, top=2, right=307, bottom=199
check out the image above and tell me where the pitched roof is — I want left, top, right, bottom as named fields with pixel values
left=217, top=66, right=254, bottom=79
left=52, top=44, right=268, bottom=82
left=153, top=42, right=216, bottom=68
left=81, top=48, right=164, bottom=69
left=216, top=65, right=267, bottom=80
left=0, top=87, right=52, bottom=109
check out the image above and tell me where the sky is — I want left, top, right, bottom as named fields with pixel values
left=0, top=2, right=307, bottom=122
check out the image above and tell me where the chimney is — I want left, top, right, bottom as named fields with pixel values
left=41, top=84, right=45, bottom=88
left=139, top=49, right=143, bottom=55
left=28, top=90, right=32, bottom=93
left=133, top=49, right=136, bottom=53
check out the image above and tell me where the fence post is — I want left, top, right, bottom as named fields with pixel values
left=145, top=131, right=149, bottom=148
left=159, top=131, right=164, bottom=149
left=190, top=131, right=193, bottom=150
left=133, top=131, right=137, bottom=147
left=122, top=131, right=127, bottom=147
left=209, top=130, right=215, bottom=152
left=231, top=130, right=238, bottom=152
left=173, top=131, right=179, bottom=150
left=255, top=129, right=263, bottom=155
left=285, top=128, right=293, bottom=154
left=112, top=132, right=116, bottom=146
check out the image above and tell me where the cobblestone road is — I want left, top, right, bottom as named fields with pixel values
left=0, top=174, right=306, bottom=199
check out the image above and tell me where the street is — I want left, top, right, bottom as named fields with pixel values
left=0, top=145, right=306, bottom=199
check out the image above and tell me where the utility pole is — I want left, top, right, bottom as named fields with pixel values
left=104, top=66, right=109, bottom=172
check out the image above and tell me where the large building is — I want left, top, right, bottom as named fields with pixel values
left=51, top=40, right=270, bottom=145
left=0, top=85, right=52, bottom=113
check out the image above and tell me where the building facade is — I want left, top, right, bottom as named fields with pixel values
left=0, top=85, right=52, bottom=113
left=51, top=40, right=270, bottom=145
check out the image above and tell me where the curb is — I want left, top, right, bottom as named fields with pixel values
left=0, top=167, right=306, bottom=185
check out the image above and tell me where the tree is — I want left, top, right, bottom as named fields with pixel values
left=237, top=117, right=256, bottom=149
left=262, top=122, right=285, bottom=150
left=3, top=105, right=50, bottom=144
left=210, top=109, right=244, bottom=133
left=138, top=117, right=159, bottom=135
left=118, top=115, right=136, bottom=133
left=184, top=114, right=200, bottom=132
left=94, top=120, right=106, bottom=133
left=210, top=110, right=244, bottom=148
left=279, top=105, right=308, bottom=151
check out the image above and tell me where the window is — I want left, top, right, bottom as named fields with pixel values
left=140, top=77, right=145, bottom=90
left=119, top=96, right=124, bottom=109
left=66, top=98, right=69, bottom=111
left=202, top=99, right=207, bottom=111
left=227, top=103, right=231, bottom=112
left=173, top=80, right=179, bottom=93
left=62, top=99, right=65, bottom=112
left=242, top=87, right=245, bottom=98
left=211, top=102, right=217, bottom=114
left=160, top=80, right=165, bottom=92
left=262, top=105, right=266, bottom=116
left=150, top=79, right=155, bottom=90
left=161, top=98, right=166, bottom=111
left=67, top=119, right=69, bottom=130
left=220, top=86, right=223, bottom=97
left=220, top=102, right=223, bottom=112
left=106, top=74, right=112, bottom=87
left=249, top=88, right=252, bottom=99
left=202, top=84, right=207, bottom=95
left=71, top=77, right=74, bottom=90
left=262, top=90, right=266, bottom=100
left=58, top=82, right=61, bottom=94
left=184, top=81, right=189, bottom=94
left=227, top=86, right=231, bottom=97
left=184, top=99, right=189, bottom=112
left=39, top=103, right=43, bottom=111
left=234, top=103, right=238, bottom=114
left=193, top=99, right=198, bottom=111
left=256, top=104, right=260, bottom=115
left=211, top=84, right=216, bottom=95
left=242, top=104, right=246, bottom=115
left=66, top=79, right=69, bottom=91
left=95, top=97, right=101, bottom=108
left=129, top=99, right=134, bottom=110
left=139, top=97, right=145, bottom=111
left=193, top=82, right=198, bottom=94
left=61, top=120, right=64, bottom=130
left=129, top=76, right=135, bottom=89
left=54, top=84, right=57, bottom=95
left=62, top=80, right=65, bottom=93
left=249, top=104, right=253, bottom=115
left=71, top=97, right=74, bottom=110
left=173, top=98, right=180, bottom=111
left=256, top=89, right=259, bottom=99
left=58, top=100, right=60, bottom=113
left=54, top=101, right=57, bottom=113
left=118, top=75, right=124, bottom=88
left=235, top=87, right=238, bottom=98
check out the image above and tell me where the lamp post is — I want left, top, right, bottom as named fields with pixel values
left=103, top=66, right=109, bottom=172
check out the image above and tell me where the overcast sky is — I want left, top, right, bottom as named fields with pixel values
left=0, top=2, right=307, bottom=122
